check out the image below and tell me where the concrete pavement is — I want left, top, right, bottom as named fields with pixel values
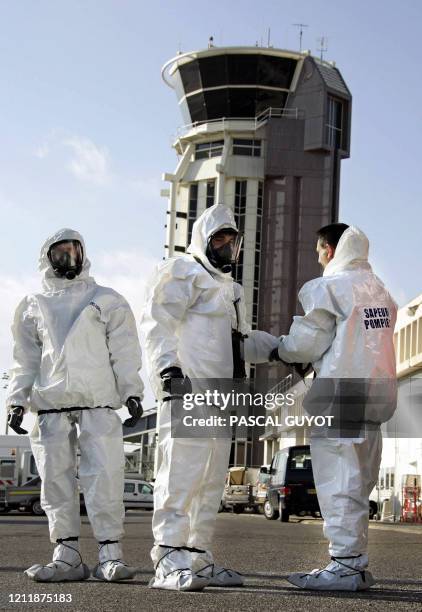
left=0, top=511, right=421, bottom=611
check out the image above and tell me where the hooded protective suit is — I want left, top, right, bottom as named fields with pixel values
left=277, top=226, right=397, bottom=590
left=7, top=228, right=143, bottom=413
left=7, top=229, right=143, bottom=560
left=141, top=204, right=279, bottom=590
left=143, top=204, right=278, bottom=398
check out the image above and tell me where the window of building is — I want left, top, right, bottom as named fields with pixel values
left=399, top=328, right=405, bottom=362
left=411, top=320, right=417, bottom=357
left=326, top=96, right=344, bottom=149
left=405, top=324, right=411, bottom=360
left=206, top=180, right=215, bottom=208
left=252, top=182, right=263, bottom=329
left=187, top=183, right=198, bottom=246
left=195, top=140, right=224, bottom=160
left=230, top=439, right=252, bottom=466
left=236, top=441, right=245, bottom=465
left=418, top=319, right=422, bottom=355
left=234, top=180, right=247, bottom=283
left=232, top=138, right=261, bottom=157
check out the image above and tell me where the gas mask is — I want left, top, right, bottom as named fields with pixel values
left=48, top=239, right=84, bottom=280
left=206, top=229, right=243, bottom=273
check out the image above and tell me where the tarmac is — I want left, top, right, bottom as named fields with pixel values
left=0, top=510, right=421, bottom=611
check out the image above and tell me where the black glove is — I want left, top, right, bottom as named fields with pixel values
left=123, top=396, right=143, bottom=428
left=160, top=367, right=192, bottom=398
left=269, top=349, right=312, bottom=378
left=270, top=347, right=290, bottom=364
left=292, top=362, right=313, bottom=378
left=7, top=406, right=28, bottom=435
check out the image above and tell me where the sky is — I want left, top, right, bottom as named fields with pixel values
left=0, top=0, right=421, bottom=433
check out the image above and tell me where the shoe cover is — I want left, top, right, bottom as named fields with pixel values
left=25, top=542, right=90, bottom=583
left=149, top=545, right=209, bottom=591
left=93, top=542, right=136, bottom=582
left=288, top=555, right=375, bottom=591
left=192, top=550, right=244, bottom=587
left=204, top=566, right=244, bottom=587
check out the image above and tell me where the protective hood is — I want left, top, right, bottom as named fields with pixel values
left=187, top=203, right=238, bottom=275
left=323, top=226, right=372, bottom=277
left=39, top=228, right=95, bottom=291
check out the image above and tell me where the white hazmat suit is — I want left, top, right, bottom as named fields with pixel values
left=276, top=226, right=397, bottom=591
left=141, top=204, right=279, bottom=590
left=6, top=228, right=144, bottom=582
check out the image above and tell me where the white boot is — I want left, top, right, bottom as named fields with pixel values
left=25, top=540, right=90, bottom=582
left=93, top=541, right=137, bottom=582
left=192, top=549, right=244, bottom=587
left=149, top=545, right=209, bottom=591
left=288, top=554, right=375, bottom=591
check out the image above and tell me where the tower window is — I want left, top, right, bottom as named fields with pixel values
left=326, top=97, right=344, bottom=149
left=252, top=181, right=263, bottom=328
left=206, top=180, right=215, bottom=208
left=234, top=180, right=247, bottom=283
left=195, top=140, right=224, bottom=160
left=232, top=139, right=261, bottom=157
left=187, top=183, right=198, bottom=246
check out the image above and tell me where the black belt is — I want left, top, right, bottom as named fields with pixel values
left=38, top=406, right=94, bottom=415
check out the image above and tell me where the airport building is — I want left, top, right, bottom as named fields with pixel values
left=159, top=45, right=352, bottom=466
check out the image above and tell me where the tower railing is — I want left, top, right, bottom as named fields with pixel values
left=174, top=107, right=302, bottom=139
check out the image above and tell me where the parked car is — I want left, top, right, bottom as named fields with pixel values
left=221, top=467, right=259, bottom=513
left=263, top=445, right=320, bottom=522
left=254, top=465, right=271, bottom=514
left=0, top=476, right=45, bottom=515
left=123, top=478, right=153, bottom=510
left=0, top=475, right=90, bottom=516
left=0, top=474, right=153, bottom=515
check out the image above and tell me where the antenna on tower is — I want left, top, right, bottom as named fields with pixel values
left=317, top=36, right=328, bottom=61
left=267, top=27, right=271, bottom=47
left=293, top=23, right=308, bottom=52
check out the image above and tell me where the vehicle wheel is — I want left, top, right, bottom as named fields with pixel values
left=0, top=506, right=10, bottom=514
left=233, top=506, right=244, bottom=514
left=280, top=508, right=290, bottom=522
left=369, top=501, right=378, bottom=520
left=31, top=499, right=45, bottom=516
left=218, top=501, right=225, bottom=513
left=264, top=500, right=279, bottom=520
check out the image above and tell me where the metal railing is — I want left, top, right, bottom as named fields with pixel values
left=174, top=107, right=302, bottom=139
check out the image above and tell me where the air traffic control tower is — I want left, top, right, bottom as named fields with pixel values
left=161, top=46, right=351, bottom=466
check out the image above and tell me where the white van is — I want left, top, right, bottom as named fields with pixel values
left=124, top=478, right=153, bottom=510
